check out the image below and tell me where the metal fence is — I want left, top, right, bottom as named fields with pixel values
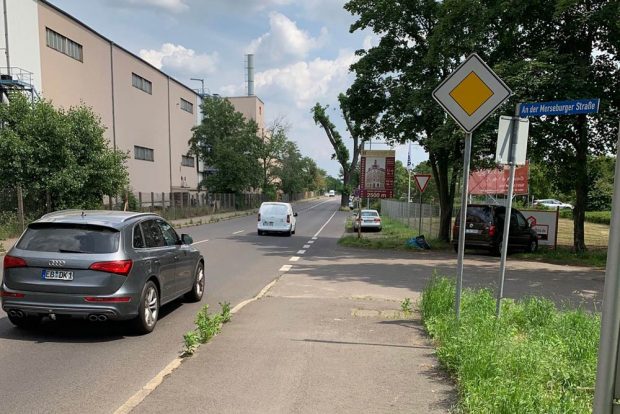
left=380, top=199, right=442, bottom=239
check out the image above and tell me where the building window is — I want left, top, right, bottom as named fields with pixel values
left=46, top=28, right=83, bottom=62
left=180, top=98, right=193, bottom=113
left=132, top=73, right=152, bottom=94
left=134, top=145, right=154, bottom=161
left=181, top=155, right=195, bottom=168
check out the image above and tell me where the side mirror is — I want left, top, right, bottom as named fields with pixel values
left=181, top=234, right=193, bottom=245
left=293, top=212, right=298, bottom=217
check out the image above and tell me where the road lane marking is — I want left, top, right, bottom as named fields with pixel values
left=192, top=239, right=209, bottom=245
left=313, top=209, right=338, bottom=238
left=297, top=250, right=306, bottom=254
left=303, top=244, right=310, bottom=249
left=279, top=265, right=292, bottom=272
left=312, top=237, right=318, bottom=240
left=307, top=241, right=314, bottom=244
left=298, top=199, right=332, bottom=212
left=289, top=256, right=300, bottom=262
left=233, top=230, right=244, bottom=235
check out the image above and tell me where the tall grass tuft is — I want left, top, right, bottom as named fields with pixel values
left=420, top=276, right=599, bottom=413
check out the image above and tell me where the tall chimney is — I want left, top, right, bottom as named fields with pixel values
left=246, top=54, right=254, bottom=96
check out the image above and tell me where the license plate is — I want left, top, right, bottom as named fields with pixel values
left=263, top=222, right=273, bottom=227
left=42, top=269, right=74, bottom=281
left=465, top=229, right=479, bottom=234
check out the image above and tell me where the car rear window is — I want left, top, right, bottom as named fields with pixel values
left=17, top=223, right=120, bottom=253
left=361, top=211, right=378, bottom=217
left=261, top=205, right=288, bottom=215
left=455, top=206, right=493, bottom=225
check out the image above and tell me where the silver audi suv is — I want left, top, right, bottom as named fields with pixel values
left=1, top=210, right=205, bottom=334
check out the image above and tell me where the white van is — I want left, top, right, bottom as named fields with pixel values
left=328, top=190, right=335, bottom=197
left=257, top=202, right=297, bottom=236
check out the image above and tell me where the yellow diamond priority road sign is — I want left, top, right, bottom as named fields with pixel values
left=433, top=53, right=511, bottom=133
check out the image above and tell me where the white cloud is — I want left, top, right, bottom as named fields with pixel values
left=222, top=50, right=357, bottom=109
left=139, top=43, right=218, bottom=75
left=247, top=12, right=328, bottom=61
left=107, top=0, right=189, bottom=13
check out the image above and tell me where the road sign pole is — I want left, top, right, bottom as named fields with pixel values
left=455, top=132, right=473, bottom=320
left=496, top=106, right=520, bottom=317
left=594, top=120, right=620, bottom=414
left=418, top=191, right=423, bottom=235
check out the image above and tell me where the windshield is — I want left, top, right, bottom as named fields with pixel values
left=17, top=223, right=120, bottom=253
left=261, top=205, right=288, bottom=216
left=361, top=211, right=379, bottom=217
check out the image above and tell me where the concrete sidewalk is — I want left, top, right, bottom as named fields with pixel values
left=130, top=251, right=457, bottom=413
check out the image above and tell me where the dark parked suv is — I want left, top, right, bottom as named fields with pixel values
left=452, top=204, right=538, bottom=255
left=1, top=210, right=205, bottom=334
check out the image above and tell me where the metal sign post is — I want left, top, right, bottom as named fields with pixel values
left=413, top=174, right=431, bottom=236
left=594, top=120, right=620, bottom=414
left=432, top=53, right=512, bottom=319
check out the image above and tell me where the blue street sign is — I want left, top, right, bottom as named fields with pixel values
left=519, top=98, right=600, bottom=117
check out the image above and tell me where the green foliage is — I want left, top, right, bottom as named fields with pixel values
left=588, top=156, right=615, bottom=211
left=559, top=210, right=611, bottom=226
left=190, top=96, right=262, bottom=193
left=324, top=175, right=343, bottom=193
left=421, top=276, right=599, bottom=413
left=181, top=302, right=232, bottom=357
left=0, top=94, right=128, bottom=210
left=400, top=298, right=412, bottom=316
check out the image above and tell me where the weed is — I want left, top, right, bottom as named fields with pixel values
left=400, top=298, right=413, bottom=316
left=181, top=302, right=232, bottom=357
left=420, top=275, right=599, bottom=413
left=182, top=330, right=200, bottom=356
left=220, top=301, right=231, bottom=323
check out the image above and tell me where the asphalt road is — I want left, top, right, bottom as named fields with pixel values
left=0, top=197, right=341, bottom=414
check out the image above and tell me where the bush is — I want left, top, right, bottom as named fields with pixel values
left=421, top=276, right=599, bottom=413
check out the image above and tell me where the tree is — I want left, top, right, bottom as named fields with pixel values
left=258, top=119, right=289, bottom=199
left=312, top=94, right=365, bottom=207
left=325, top=175, right=343, bottom=194
left=277, top=141, right=306, bottom=196
left=189, top=96, right=262, bottom=193
left=0, top=93, right=128, bottom=211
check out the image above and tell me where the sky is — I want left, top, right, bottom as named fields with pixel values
left=50, top=0, right=428, bottom=177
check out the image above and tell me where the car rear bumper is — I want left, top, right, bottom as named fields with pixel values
left=1, top=284, right=139, bottom=320
left=257, top=224, right=292, bottom=233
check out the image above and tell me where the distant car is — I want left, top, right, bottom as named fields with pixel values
left=257, top=202, right=297, bottom=236
left=533, top=199, right=574, bottom=210
left=452, top=204, right=538, bottom=255
left=328, top=190, right=336, bottom=197
left=1, top=210, right=205, bottom=334
left=353, top=209, right=382, bottom=231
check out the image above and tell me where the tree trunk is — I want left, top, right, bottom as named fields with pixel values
left=573, top=114, right=588, bottom=252
left=430, top=150, right=456, bottom=242
left=341, top=170, right=350, bottom=207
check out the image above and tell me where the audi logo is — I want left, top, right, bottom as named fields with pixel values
left=48, top=260, right=66, bottom=267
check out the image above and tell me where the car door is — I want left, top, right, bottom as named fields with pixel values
left=514, top=211, right=531, bottom=247
left=157, top=219, right=194, bottom=296
left=140, top=219, right=177, bottom=303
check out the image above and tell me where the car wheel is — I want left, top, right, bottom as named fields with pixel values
left=286, top=228, right=292, bottom=237
left=8, top=314, right=41, bottom=329
left=185, top=262, right=205, bottom=303
left=492, top=241, right=502, bottom=257
left=132, top=281, right=159, bottom=335
left=257, top=229, right=263, bottom=236
left=292, top=225, right=296, bottom=235
left=527, top=238, right=538, bottom=253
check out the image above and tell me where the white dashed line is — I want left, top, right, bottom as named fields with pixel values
left=289, top=256, right=300, bottom=262
left=192, top=239, right=209, bottom=245
left=312, top=237, right=318, bottom=240
left=297, top=250, right=306, bottom=254
left=303, top=244, right=310, bottom=249
left=307, top=241, right=314, bottom=244
left=279, top=265, right=292, bottom=272
left=233, top=230, right=244, bottom=235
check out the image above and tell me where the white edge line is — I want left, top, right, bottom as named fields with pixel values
left=289, top=256, right=300, bottom=262
left=303, top=245, right=310, bottom=249
left=313, top=209, right=338, bottom=239
left=114, top=274, right=282, bottom=414
left=298, top=199, right=332, bottom=212
left=279, top=264, right=292, bottom=272
left=307, top=241, right=314, bottom=244
left=297, top=250, right=306, bottom=254
left=232, top=230, right=244, bottom=235
left=192, top=239, right=209, bottom=245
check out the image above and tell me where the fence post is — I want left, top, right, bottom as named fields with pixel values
left=138, top=192, right=143, bottom=212
left=16, top=185, right=25, bottom=232
left=150, top=192, right=154, bottom=210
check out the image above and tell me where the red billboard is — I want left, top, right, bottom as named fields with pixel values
left=468, top=164, right=529, bottom=195
left=359, top=150, right=395, bottom=198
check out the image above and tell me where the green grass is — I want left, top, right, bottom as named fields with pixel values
left=559, top=210, right=611, bottom=225
left=420, top=276, right=599, bottom=414
left=515, top=246, right=607, bottom=268
left=338, top=216, right=449, bottom=250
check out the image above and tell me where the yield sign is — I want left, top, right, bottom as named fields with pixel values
left=414, top=174, right=432, bottom=193
left=432, top=53, right=511, bottom=133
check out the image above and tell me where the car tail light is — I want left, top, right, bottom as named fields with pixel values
left=489, top=225, right=496, bottom=237
left=89, top=260, right=133, bottom=276
left=3, top=255, right=27, bottom=269
left=84, top=296, right=131, bottom=303
left=0, top=290, right=25, bottom=298
left=258, top=213, right=261, bottom=222
left=287, top=214, right=291, bottom=223
left=374, top=218, right=381, bottom=222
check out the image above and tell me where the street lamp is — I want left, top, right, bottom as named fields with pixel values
left=190, top=78, right=205, bottom=97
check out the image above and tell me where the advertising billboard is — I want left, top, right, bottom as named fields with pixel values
left=520, top=209, right=559, bottom=247
left=359, top=150, right=395, bottom=199
left=468, top=164, right=529, bottom=196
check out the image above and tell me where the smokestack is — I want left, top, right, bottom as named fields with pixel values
left=246, top=54, right=254, bottom=96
